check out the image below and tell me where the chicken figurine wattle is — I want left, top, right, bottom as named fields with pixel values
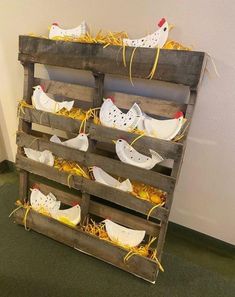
left=32, top=85, right=74, bottom=113
left=115, top=139, right=163, bottom=169
left=139, top=111, right=184, bottom=140
left=123, top=18, right=169, bottom=48
left=49, top=21, right=89, bottom=39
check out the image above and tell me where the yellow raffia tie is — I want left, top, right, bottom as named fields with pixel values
left=129, top=47, right=137, bottom=86
left=123, top=237, right=164, bottom=272
left=39, top=111, right=47, bottom=125
left=79, top=107, right=101, bottom=133
left=147, top=202, right=165, bottom=220
left=122, top=44, right=127, bottom=67
left=173, top=120, right=189, bottom=142
left=67, top=174, right=73, bottom=188
left=147, top=47, right=160, bottom=80
left=18, top=100, right=33, bottom=116
left=75, top=164, right=90, bottom=179
left=28, top=137, right=39, bottom=148
left=9, top=200, right=32, bottom=231
left=130, top=132, right=145, bottom=146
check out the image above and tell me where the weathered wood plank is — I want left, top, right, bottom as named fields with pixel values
left=19, top=36, right=206, bottom=89
left=16, top=131, right=176, bottom=192
left=81, top=192, right=91, bottom=223
left=18, top=62, right=35, bottom=200
left=105, top=91, right=187, bottom=118
left=93, top=72, right=105, bottom=107
left=20, top=107, right=83, bottom=133
left=13, top=208, right=158, bottom=283
left=16, top=154, right=168, bottom=220
left=28, top=180, right=160, bottom=237
left=34, top=77, right=95, bottom=102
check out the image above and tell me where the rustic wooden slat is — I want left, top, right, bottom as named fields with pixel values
left=16, top=154, right=168, bottom=221
left=20, top=107, right=83, bottom=133
left=28, top=180, right=160, bottom=237
left=19, top=36, right=206, bottom=89
left=18, top=62, right=35, bottom=200
left=105, top=91, right=187, bottom=118
left=13, top=208, right=158, bottom=283
left=16, top=131, right=176, bottom=192
left=34, top=77, right=95, bottom=102
left=81, top=192, right=91, bottom=223
left=93, top=72, right=105, bottom=107
left=156, top=218, right=169, bottom=261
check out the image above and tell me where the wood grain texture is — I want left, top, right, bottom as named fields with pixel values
left=19, top=36, right=206, bottom=89
left=13, top=208, right=158, bottom=283
left=34, top=77, right=95, bottom=102
left=16, top=154, right=168, bottom=221
left=28, top=180, right=161, bottom=237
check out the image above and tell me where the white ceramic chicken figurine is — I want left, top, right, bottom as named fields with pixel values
left=50, top=133, right=89, bottom=152
left=92, top=166, right=133, bottom=192
left=115, top=139, right=163, bottom=170
left=140, top=111, right=184, bottom=140
left=123, top=18, right=169, bottom=48
left=30, top=188, right=61, bottom=213
left=32, top=85, right=74, bottom=113
left=99, top=98, right=142, bottom=131
left=104, top=219, right=145, bottom=247
left=51, top=205, right=81, bottom=225
left=24, top=148, right=54, bottom=166
left=49, top=21, right=89, bottom=39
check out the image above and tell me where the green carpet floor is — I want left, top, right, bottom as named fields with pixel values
left=0, top=171, right=235, bottom=297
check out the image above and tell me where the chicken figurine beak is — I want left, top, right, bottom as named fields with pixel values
left=112, top=140, right=117, bottom=144
left=169, top=24, right=175, bottom=31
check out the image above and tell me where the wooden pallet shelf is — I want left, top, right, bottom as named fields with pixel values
left=13, top=35, right=206, bottom=283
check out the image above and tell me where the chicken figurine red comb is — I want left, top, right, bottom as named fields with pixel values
left=123, top=17, right=169, bottom=48
left=140, top=111, right=185, bottom=140
left=174, top=111, right=184, bottom=119
left=158, top=18, right=166, bottom=27
left=40, top=85, right=46, bottom=92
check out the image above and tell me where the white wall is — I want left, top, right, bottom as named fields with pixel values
left=0, top=0, right=234, bottom=244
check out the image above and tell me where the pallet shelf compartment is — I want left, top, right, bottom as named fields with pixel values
left=14, top=35, right=206, bottom=283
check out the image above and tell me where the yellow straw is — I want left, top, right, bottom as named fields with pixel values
left=129, top=47, right=137, bottom=86
left=130, top=132, right=145, bottom=146
left=147, top=47, right=160, bottom=80
left=147, top=202, right=165, bottom=220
